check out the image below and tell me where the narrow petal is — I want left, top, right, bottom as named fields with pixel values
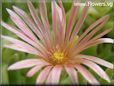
left=1, top=22, right=39, bottom=48
left=12, top=6, right=43, bottom=41
left=27, top=63, right=49, bottom=77
left=6, top=8, right=38, bottom=44
left=27, top=1, right=44, bottom=32
left=71, top=0, right=90, bottom=40
left=52, top=1, right=65, bottom=46
left=8, top=59, right=45, bottom=70
left=75, top=64, right=99, bottom=84
left=77, top=16, right=109, bottom=47
left=79, top=38, right=114, bottom=52
left=65, top=0, right=80, bottom=40
left=78, top=15, right=109, bottom=42
left=36, top=66, right=52, bottom=84
left=1, top=22, right=48, bottom=57
left=65, top=65, right=78, bottom=84
left=75, top=16, right=109, bottom=52
left=39, top=1, right=50, bottom=30
left=58, top=0, right=66, bottom=35
left=46, top=65, right=62, bottom=84
left=80, top=55, right=113, bottom=69
left=39, top=1, right=53, bottom=49
left=51, top=1, right=60, bottom=43
left=28, top=1, right=52, bottom=49
left=81, top=59, right=110, bottom=82
left=1, top=35, right=44, bottom=57
left=89, top=29, right=111, bottom=41
left=97, top=38, right=114, bottom=43
left=4, top=44, right=39, bottom=55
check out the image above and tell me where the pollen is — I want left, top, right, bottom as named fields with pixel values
left=53, top=50, right=64, bottom=62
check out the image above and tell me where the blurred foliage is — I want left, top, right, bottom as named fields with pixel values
left=1, top=0, right=114, bottom=85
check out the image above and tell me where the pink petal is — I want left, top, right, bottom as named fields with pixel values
left=28, top=1, right=52, bottom=49
left=46, top=65, right=62, bottom=84
left=78, top=15, right=109, bottom=43
left=1, top=22, right=39, bottom=48
left=39, top=1, right=53, bottom=49
left=64, top=65, right=78, bottom=84
left=12, top=6, right=43, bottom=41
left=87, top=29, right=111, bottom=43
left=58, top=0, right=66, bottom=34
left=1, top=22, right=48, bottom=57
left=81, top=59, right=110, bottom=82
left=75, top=64, right=99, bottom=84
left=76, top=15, right=109, bottom=48
left=39, top=1, right=50, bottom=30
left=80, top=55, right=113, bottom=69
left=51, top=1, right=65, bottom=45
left=71, top=0, right=90, bottom=40
left=27, top=1, right=43, bottom=31
left=8, top=59, right=45, bottom=70
left=79, top=38, right=114, bottom=52
left=1, top=35, right=44, bottom=57
left=51, top=1, right=60, bottom=43
left=65, top=0, right=80, bottom=41
left=4, top=44, right=39, bottom=55
left=36, top=66, right=52, bottom=84
left=6, top=8, right=38, bottom=44
left=27, top=63, right=50, bottom=77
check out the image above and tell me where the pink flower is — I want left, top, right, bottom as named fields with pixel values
left=1, top=0, right=114, bottom=85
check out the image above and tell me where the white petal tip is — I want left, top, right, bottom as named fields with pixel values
left=8, top=65, right=19, bottom=70
left=101, top=38, right=114, bottom=43
left=26, top=73, right=32, bottom=77
left=12, top=5, right=17, bottom=9
left=6, top=8, right=10, bottom=12
left=8, top=66, right=14, bottom=70
left=6, top=8, right=12, bottom=15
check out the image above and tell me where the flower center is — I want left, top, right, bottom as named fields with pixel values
left=53, top=50, right=64, bottom=62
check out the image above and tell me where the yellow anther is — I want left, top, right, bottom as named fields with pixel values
left=53, top=50, right=64, bottom=62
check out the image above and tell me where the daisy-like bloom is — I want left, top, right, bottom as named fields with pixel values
left=1, top=0, right=114, bottom=85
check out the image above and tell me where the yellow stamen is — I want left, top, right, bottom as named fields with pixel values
left=53, top=50, right=64, bottom=62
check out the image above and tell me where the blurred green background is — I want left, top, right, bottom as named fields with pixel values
left=1, top=0, right=114, bottom=85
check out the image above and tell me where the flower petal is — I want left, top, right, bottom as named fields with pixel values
left=65, top=0, right=80, bottom=40
left=36, top=66, right=52, bottom=84
left=80, top=38, right=114, bottom=52
left=27, top=63, right=50, bottom=77
left=12, top=6, right=43, bottom=41
left=76, top=15, right=109, bottom=48
left=81, top=59, right=110, bottom=82
left=78, top=15, right=109, bottom=42
left=65, top=65, right=78, bottom=84
left=46, top=65, right=62, bottom=84
left=39, top=1, right=50, bottom=30
left=80, top=55, right=113, bottom=69
left=58, top=0, right=66, bottom=34
left=1, top=22, right=48, bottom=57
left=1, top=35, right=44, bottom=56
left=97, top=38, right=114, bottom=43
left=4, top=44, right=39, bottom=55
left=6, top=8, right=38, bottom=44
left=52, top=1, right=65, bottom=45
left=28, top=1, right=52, bottom=49
left=71, top=0, right=90, bottom=39
left=75, top=64, right=99, bottom=84
left=27, top=1, right=44, bottom=32
left=8, top=59, right=45, bottom=70
left=39, top=1, right=53, bottom=49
